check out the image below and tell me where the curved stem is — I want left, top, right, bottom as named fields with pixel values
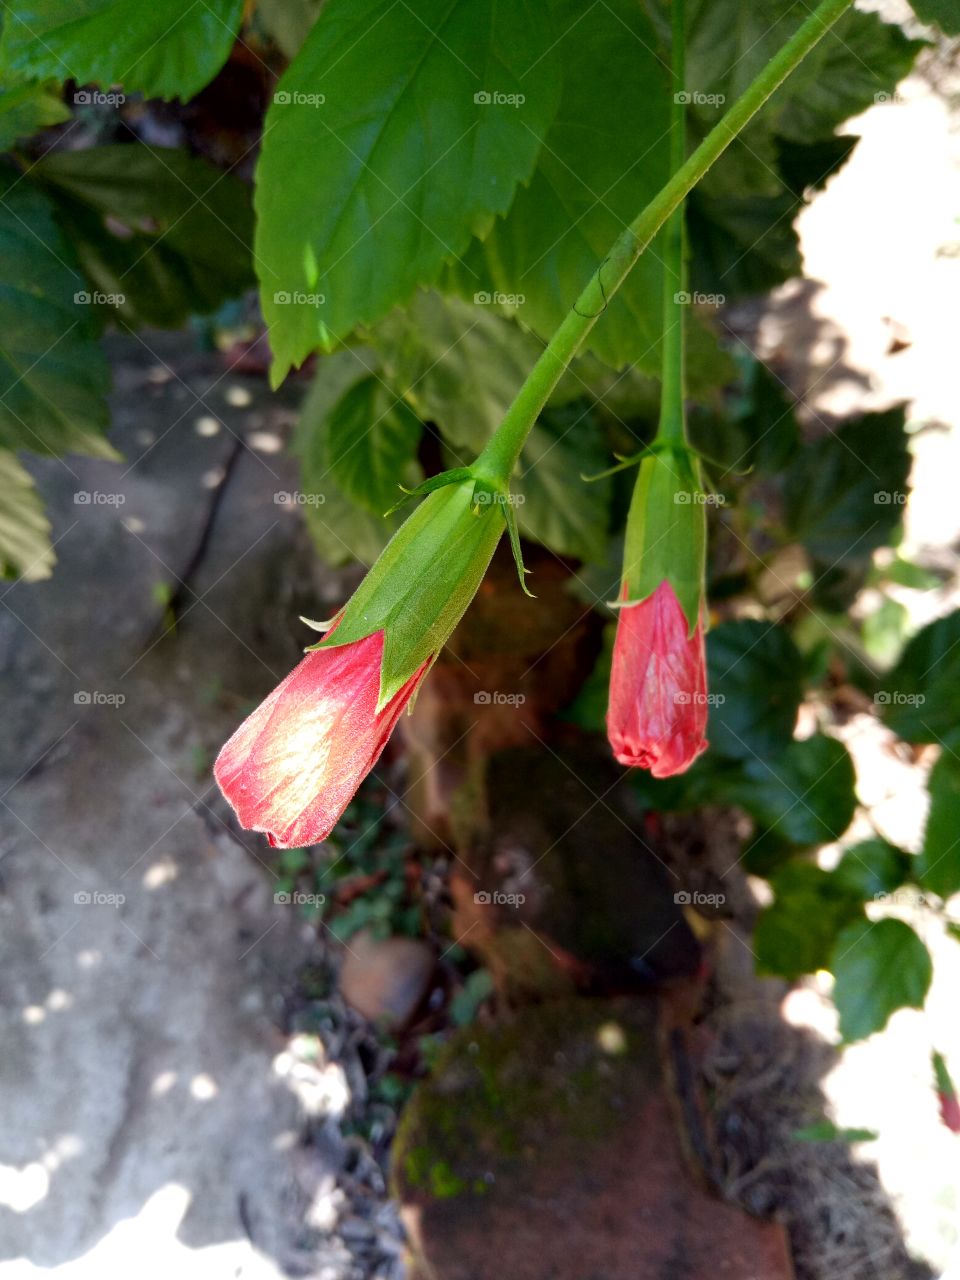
left=656, top=0, right=687, bottom=447
left=473, top=0, right=853, bottom=486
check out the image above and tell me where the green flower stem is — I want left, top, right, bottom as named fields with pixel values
left=472, top=0, right=853, bottom=488
left=656, top=0, right=687, bottom=447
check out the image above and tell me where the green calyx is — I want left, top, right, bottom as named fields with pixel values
left=618, top=442, right=706, bottom=636
left=312, top=477, right=506, bottom=710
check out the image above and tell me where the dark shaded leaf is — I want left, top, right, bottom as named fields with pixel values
left=831, top=918, right=931, bottom=1042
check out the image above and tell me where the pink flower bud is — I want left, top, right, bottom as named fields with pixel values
left=215, top=629, right=427, bottom=848
left=606, top=579, right=708, bottom=778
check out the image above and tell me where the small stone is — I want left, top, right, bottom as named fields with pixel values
left=338, top=930, right=435, bottom=1029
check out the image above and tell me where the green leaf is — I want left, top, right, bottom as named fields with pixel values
left=729, top=734, right=857, bottom=847
left=0, top=78, right=68, bottom=148
left=447, top=0, right=668, bottom=372
left=880, top=610, right=960, bottom=743
left=831, top=919, right=932, bottom=1042
left=293, top=352, right=410, bottom=567
left=0, top=0, right=244, bottom=100
left=0, top=174, right=112, bottom=457
left=449, top=969, right=494, bottom=1027
left=679, top=3, right=917, bottom=300
left=326, top=375, right=423, bottom=515
left=833, top=839, right=910, bottom=901
left=917, top=749, right=960, bottom=900
left=689, top=355, right=800, bottom=476
left=793, top=1121, right=878, bottom=1144
left=862, top=595, right=910, bottom=668
left=517, top=405, right=612, bottom=561
left=755, top=862, right=863, bottom=979
left=706, top=620, right=804, bottom=761
left=34, top=146, right=254, bottom=328
left=909, top=0, right=960, bottom=33
left=781, top=407, right=910, bottom=571
left=770, top=9, right=922, bottom=142
left=0, top=450, right=54, bottom=581
left=256, top=0, right=561, bottom=382
left=370, top=291, right=543, bottom=456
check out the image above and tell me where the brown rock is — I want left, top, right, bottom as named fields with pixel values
left=394, top=998, right=793, bottom=1280
left=338, top=930, right=435, bottom=1029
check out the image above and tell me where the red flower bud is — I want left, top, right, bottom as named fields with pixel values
left=215, top=630, right=428, bottom=848
left=939, top=1090, right=960, bottom=1134
left=606, top=579, right=708, bottom=777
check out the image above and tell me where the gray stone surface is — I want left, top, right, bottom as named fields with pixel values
left=0, top=334, right=359, bottom=1277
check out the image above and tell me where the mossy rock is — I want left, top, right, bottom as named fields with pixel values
left=393, top=997, right=793, bottom=1280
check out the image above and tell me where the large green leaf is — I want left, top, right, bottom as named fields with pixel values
left=0, top=175, right=111, bottom=457
left=706, top=620, right=804, bottom=760
left=326, top=375, right=423, bottom=515
left=293, top=352, right=410, bottom=567
left=447, top=0, right=669, bottom=372
left=755, top=863, right=862, bottom=980
left=728, top=733, right=857, bottom=847
left=909, top=0, right=960, bottom=33
left=831, top=919, right=931, bottom=1042
left=370, top=291, right=543, bottom=456
left=917, top=750, right=960, bottom=900
left=781, top=408, right=910, bottom=568
left=689, top=355, right=800, bottom=475
left=880, top=610, right=960, bottom=743
left=678, top=2, right=917, bottom=301
left=256, top=0, right=561, bottom=382
left=0, top=79, right=68, bottom=149
left=0, top=450, right=54, bottom=581
left=832, top=839, right=910, bottom=901
left=34, top=146, right=254, bottom=329
left=0, top=0, right=244, bottom=100
left=517, top=405, right=612, bottom=562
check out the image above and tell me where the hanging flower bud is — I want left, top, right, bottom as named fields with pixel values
left=216, top=477, right=506, bottom=847
left=606, top=444, right=709, bottom=778
left=607, top=579, right=708, bottom=776
left=933, top=1051, right=960, bottom=1134
left=215, top=629, right=427, bottom=848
